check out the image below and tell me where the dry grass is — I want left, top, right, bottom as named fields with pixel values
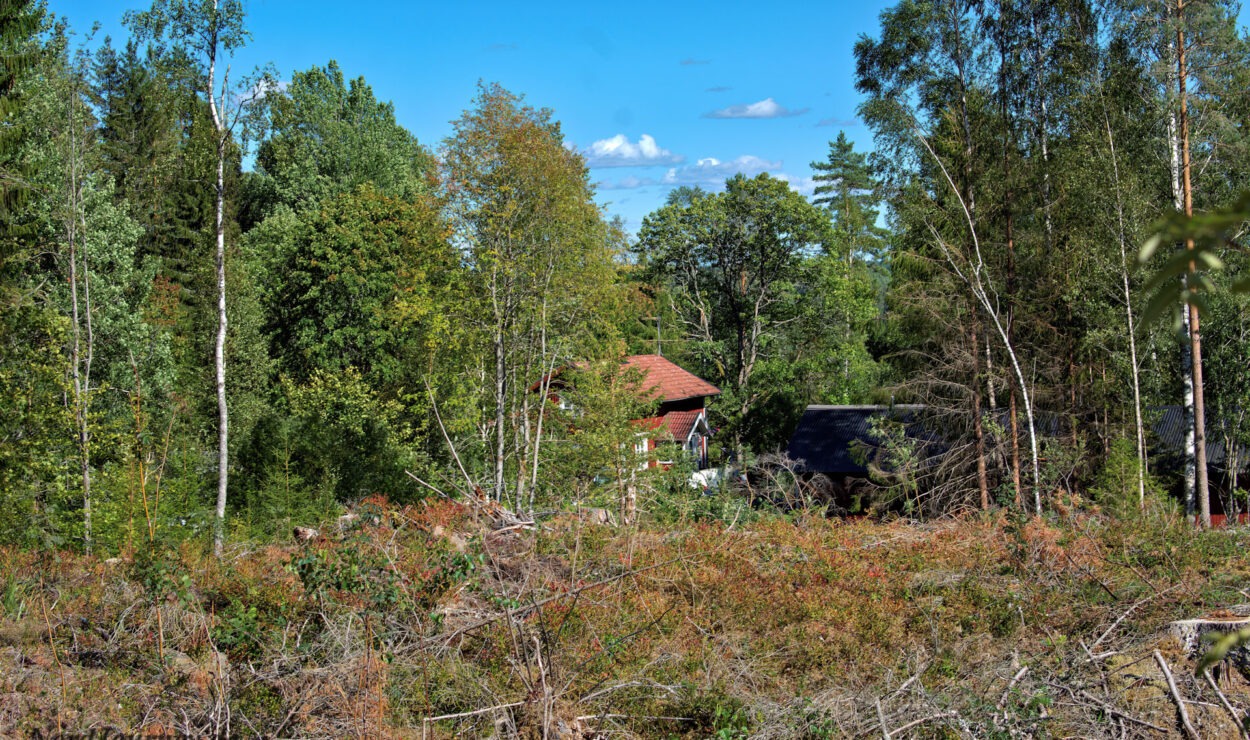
left=3, top=496, right=1250, bottom=737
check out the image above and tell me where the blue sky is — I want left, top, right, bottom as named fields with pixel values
left=47, top=0, right=894, bottom=231
left=45, top=1, right=1250, bottom=233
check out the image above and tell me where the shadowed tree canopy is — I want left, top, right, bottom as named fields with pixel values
left=0, top=0, right=45, bottom=219
left=251, top=184, right=453, bottom=393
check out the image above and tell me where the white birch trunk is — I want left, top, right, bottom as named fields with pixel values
left=493, top=301, right=507, bottom=502
left=1102, top=110, right=1148, bottom=506
left=1169, top=104, right=1198, bottom=516
left=206, top=0, right=230, bottom=555
left=918, top=135, right=1043, bottom=512
left=1175, top=4, right=1211, bottom=527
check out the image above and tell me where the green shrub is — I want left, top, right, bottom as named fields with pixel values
left=1090, top=438, right=1168, bottom=517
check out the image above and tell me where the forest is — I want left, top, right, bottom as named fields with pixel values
left=5, top=0, right=1250, bottom=736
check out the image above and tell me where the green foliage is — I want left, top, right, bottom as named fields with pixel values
left=442, top=82, right=632, bottom=505
left=811, top=131, right=889, bottom=266
left=251, top=184, right=452, bottom=392
left=289, top=542, right=409, bottom=612
left=647, top=463, right=757, bottom=526
left=0, top=0, right=45, bottom=218
left=1089, top=438, right=1167, bottom=516
left=251, top=60, right=434, bottom=219
left=851, top=415, right=923, bottom=515
left=0, top=299, right=69, bottom=546
left=1139, top=191, right=1250, bottom=327
left=635, top=174, right=835, bottom=457
left=526, top=360, right=653, bottom=512
left=279, top=368, right=417, bottom=505
left=130, top=537, right=195, bottom=604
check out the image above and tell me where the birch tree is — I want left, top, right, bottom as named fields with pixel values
left=442, top=83, right=621, bottom=509
left=856, top=0, right=1001, bottom=508
left=129, top=0, right=269, bottom=554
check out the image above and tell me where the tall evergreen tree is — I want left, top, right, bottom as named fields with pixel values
left=812, top=131, right=889, bottom=266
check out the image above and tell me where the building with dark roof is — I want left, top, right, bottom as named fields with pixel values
left=786, top=405, right=926, bottom=476
left=1148, top=405, right=1247, bottom=473
left=783, top=404, right=930, bottom=508
left=786, top=402, right=1249, bottom=515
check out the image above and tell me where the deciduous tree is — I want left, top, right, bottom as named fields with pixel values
left=129, top=0, right=269, bottom=554
left=636, top=174, right=831, bottom=461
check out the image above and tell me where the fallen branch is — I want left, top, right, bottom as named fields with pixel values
left=889, top=711, right=957, bottom=736
left=998, top=666, right=1029, bottom=711
left=1155, top=650, right=1200, bottom=740
left=1204, top=669, right=1248, bottom=740
left=1092, top=585, right=1179, bottom=651
left=579, top=680, right=682, bottom=705
left=1076, top=690, right=1168, bottom=733
left=405, top=470, right=450, bottom=499
left=425, top=380, right=476, bottom=494
left=421, top=701, right=524, bottom=739
left=1079, top=638, right=1119, bottom=663
left=889, top=671, right=923, bottom=700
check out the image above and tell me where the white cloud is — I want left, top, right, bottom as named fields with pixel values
left=599, top=155, right=814, bottom=199
left=704, top=97, right=809, bottom=119
left=583, top=134, right=684, bottom=168
left=661, top=155, right=783, bottom=185
left=596, top=175, right=660, bottom=190
left=773, top=173, right=818, bottom=197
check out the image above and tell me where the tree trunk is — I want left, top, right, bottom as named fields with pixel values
left=917, top=133, right=1043, bottom=512
left=212, top=133, right=228, bottom=555
left=1176, top=4, right=1211, bottom=527
left=1030, top=6, right=1054, bottom=251
left=529, top=319, right=559, bottom=512
left=493, top=312, right=507, bottom=503
left=971, top=321, right=990, bottom=510
left=1102, top=106, right=1148, bottom=506
left=996, top=17, right=1022, bottom=505
left=1167, top=38, right=1197, bottom=517
left=206, top=2, right=229, bottom=556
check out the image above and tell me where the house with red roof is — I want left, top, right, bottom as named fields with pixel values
left=532, top=354, right=721, bottom=470
left=622, top=355, right=720, bottom=470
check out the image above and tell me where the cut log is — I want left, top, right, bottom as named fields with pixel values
left=293, top=526, right=320, bottom=542
left=1170, top=606, right=1250, bottom=657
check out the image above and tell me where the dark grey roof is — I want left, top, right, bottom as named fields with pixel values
left=1149, top=405, right=1247, bottom=472
left=787, top=403, right=1248, bottom=477
left=786, top=405, right=926, bottom=474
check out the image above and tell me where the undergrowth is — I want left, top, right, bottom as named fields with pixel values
left=2, top=494, right=1249, bottom=737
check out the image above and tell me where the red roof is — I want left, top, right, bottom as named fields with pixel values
left=623, top=355, right=721, bottom=403
left=634, top=409, right=707, bottom=443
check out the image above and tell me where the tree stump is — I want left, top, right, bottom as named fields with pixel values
left=1170, top=605, right=1250, bottom=678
